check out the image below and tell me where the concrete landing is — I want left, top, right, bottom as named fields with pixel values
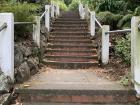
left=16, top=67, right=128, bottom=90
left=15, top=67, right=137, bottom=104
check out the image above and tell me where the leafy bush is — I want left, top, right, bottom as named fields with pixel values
left=0, top=3, right=40, bottom=38
left=119, top=72, right=131, bottom=86
left=115, top=34, right=131, bottom=65
left=68, top=0, right=79, bottom=10
left=51, top=0, right=68, bottom=11
left=134, top=6, right=140, bottom=16
left=64, top=0, right=72, bottom=6
left=117, top=14, right=132, bottom=28
left=97, top=11, right=122, bottom=29
left=96, top=0, right=127, bottom=14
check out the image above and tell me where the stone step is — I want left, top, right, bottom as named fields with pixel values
left=50, top=32, right=90, bottom=35
left=48, top=39, right=91, bottom=42
left=48, top=40, right=92, bottom=45
left=53, top=23, right=88, bottom=26
left=45, top=49, right=97, bottom=53
left=46, top=52, right=96, bottom=56
left=56, top=18, right=86, bottom=21
left=49, top=35, right=90, bottom=38
left=43, top=60, right=98, bottom=69
left=44, top=55, right=98, bottom=63
left=45, top=58, right=97, bottom=63
left=52, top=28, right=88, bottom=32
left=46, top=47, right=96, bottom=51
left=15, top=89, right=137, bottom=104
left=52, top=31, right=88, bottom=33
left=45, top=55, right=98, bottom=59
left=48, top=42, right=96, bottom=46
left=47, top=44, right=97, bottom=49
left=48, top=38, right=91, bottom=41
left=49, top=37, right=91, bottom=40
left=51, top=27, right=98, bottom=30
left=53, top=21, right=87, bottom=24
left=51, top=24, right=88, bottom=27
left=22, top=102, right=137, bottom=105
left=60, top=16, right=80, bottom=18
left=51, top=25, right=88, bottom=28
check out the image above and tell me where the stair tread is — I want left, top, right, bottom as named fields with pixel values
left=45, top=11, right=98, bottom=68
left=46, top=49, right=96, bottom=52
left=45, top=55, right=98, bottom=58
left=50, top=32, right=89, bottom=34
left=48, top=39, right=91, bottom=41
left=48, top=43, right=97, bottom=46
left=43, top=60, right=98, bottom=64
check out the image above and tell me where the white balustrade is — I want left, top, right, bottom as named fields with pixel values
left=0, top=13, right=14, bottom=81
left=131, top=16, right=140, bottom=97
left=33, top=16, right=40, bottom=47
left=51, top=3, right=55, bottom=18
left=90, top=11, right=95, bottom=36
left=102, top=25, right=110, bottom=65
left=56, top=5, right=60, bottom=17
left=45, top=5, right=50, bottom=32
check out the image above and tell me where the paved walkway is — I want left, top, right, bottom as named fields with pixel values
left=17, top=67, right=127, bottom=90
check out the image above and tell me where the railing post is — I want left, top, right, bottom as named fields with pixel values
left=131, top=16, right=140, bottom=97
left=0, top=13, right=14, bottom=81
left=79, top=3, right=82, bottom=18
left=90, top=11, right=95, bottom=36
left=85, top=4, right=89, bottom=20
left=45, top=5, right=50, bottom=32
left=102, top=25, right=110, bottom=65
left=51, top=4, right=55, bottom=18
left=56, top=5, right=60, bottom=17
left=33, top=16, right=40, bottom=48
left=79, top=3, right=85, bottom=19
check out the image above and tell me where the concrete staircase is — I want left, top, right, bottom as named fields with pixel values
left=12, top=11, right=137, bottom=105
left=43, top=11, right=98, bottom=69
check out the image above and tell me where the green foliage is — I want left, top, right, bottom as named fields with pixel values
left=64, top=0, right=72, bottom=6
left=52, top=0, right=68, bottom=11
left=134, top=6, right=140, bottom=16
left=119, top=72, right=131, bottom=87
left=95, top=0, right=127, bottom=14
left=0, top=3, right=39, bottom=37
left=97, top=11, right=122, bottom=29
left=36, top=0, right=51, bottom=4
left=117, top=14, right=132, bottom=28
left=68, top=0, right=79, bottom=10
left=115, top=34, right=131, bottom=65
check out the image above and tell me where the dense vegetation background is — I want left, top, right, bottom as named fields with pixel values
left=1, top=0, right=139, bottom=64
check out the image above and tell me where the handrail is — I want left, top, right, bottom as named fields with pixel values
left=95, top=18, right=102, bottom=28
left=87, top=7, right=91, bottom=14
left=14, top=22, right=36, bottom=25
left=40, top=10, right=48, bottom=19
left=105, top=29, right=131, bottom=34
left=0, top=23, right=7, bottom=32
left=83, top=4, right=102, bottom=29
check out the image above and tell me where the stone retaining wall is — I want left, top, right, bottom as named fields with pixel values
left=14, top=26, right=48, bottom=83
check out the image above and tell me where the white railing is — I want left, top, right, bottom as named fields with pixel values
left=0, top=13, right=14, bottom=81
left=79, top=3, right=140, bottom=98
left=0, top=4, right=60, bottom=81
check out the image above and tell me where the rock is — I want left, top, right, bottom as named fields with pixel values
left=40, top=40, right=46, bottom=48
left=21, top=46, right=32, bottom=57
left=41, top=26, right=48, bottom=34
left=0, top=69, right=13, bottom=92
left=27, top=57, right=39, bottom=75
left=0, top=93, right=11, bottom=105
left=14, top=44, right=24, bottom=67
left=15, top=62, right=30, bottom=83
